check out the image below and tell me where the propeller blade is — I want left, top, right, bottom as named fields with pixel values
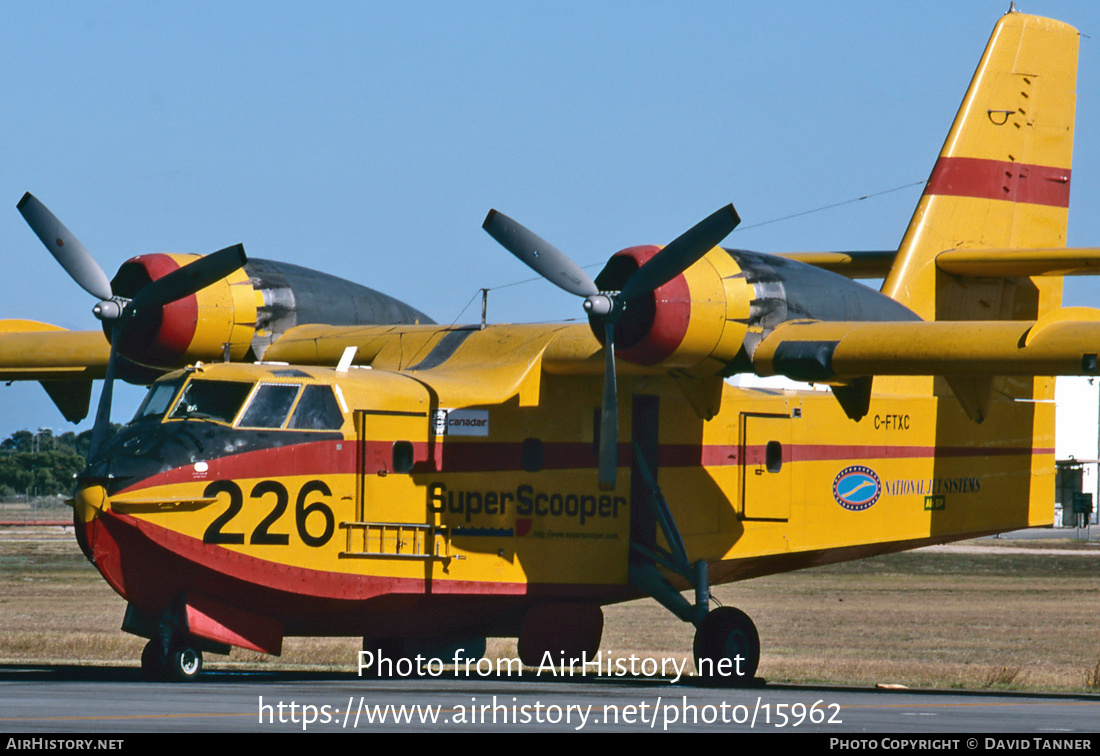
left=620, top=204, right=740, bottom=301
left=86, top=244, right=246, bottom=460
left=598, top=320, right=618, bottom=490
left=87, top=337, right=120, bottom=461
left=128, top=243, right=247, bottom=315
left=17, top=193, right=114, bottom=301
left=483, top=209, right=599, bottom=298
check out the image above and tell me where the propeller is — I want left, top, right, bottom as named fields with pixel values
left=18, top=192, right=247, bottom=460
left=483, top=204, right=740, bottom=489
left=17, top=193, right=113, bottom=301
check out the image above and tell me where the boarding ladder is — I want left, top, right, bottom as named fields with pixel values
left=339, top=521, right=451, bottom=560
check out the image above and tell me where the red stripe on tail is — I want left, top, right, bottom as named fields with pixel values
left=925, top=156, right=1070, bottom=207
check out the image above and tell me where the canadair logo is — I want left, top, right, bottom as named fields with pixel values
left=432, top=409, right=489, bottom=437
left=832, top=465, right=882, bottom=511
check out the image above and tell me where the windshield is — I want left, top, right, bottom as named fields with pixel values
left=168, top=380, right=253, bottom=424
left=132, top=379, right=184, bottom=423
left=237, top=384, right=301, bottom=429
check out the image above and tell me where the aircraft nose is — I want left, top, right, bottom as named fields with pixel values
left=73, top=484, right=109, bottom=525
left=72, top=484, right=109, bottom=563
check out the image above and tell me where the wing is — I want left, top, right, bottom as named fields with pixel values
left=0, top=320, right=110, bottom=380
left=753, top=312, right=1100, bottom=381
left=264, top=321, right=601, bottom=408
left=0, top=320, right=110, bottom=422
left=751, top=308, right=1100, bottom=423
left=749, top=247, right=1100, bottom=280
left=754, top=247, right=1100, bottom=386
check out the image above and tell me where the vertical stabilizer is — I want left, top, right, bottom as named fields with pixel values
left=881, top=11, right=1078, bottom=323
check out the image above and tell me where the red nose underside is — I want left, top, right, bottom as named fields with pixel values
left=77, top=505, right=626, bottom=645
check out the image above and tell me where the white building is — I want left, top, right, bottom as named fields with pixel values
left=1054, top=376, right=1099, bottom=527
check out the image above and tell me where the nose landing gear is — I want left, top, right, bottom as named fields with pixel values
left=127, top=601, right=221, bottom=682
left=141, top=639, right=204, bottom=682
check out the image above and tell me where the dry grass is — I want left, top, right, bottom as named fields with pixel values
left=598, top=549, right=1100, bottom=691
left=1086, top=660, right=1100, bottom=691
left=2, top=525, right=1099, bottom=692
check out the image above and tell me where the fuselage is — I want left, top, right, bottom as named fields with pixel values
left=72, top=325, right=1054, bottom=654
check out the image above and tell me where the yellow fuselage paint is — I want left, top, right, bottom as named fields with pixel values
left=86, top=349, right=1051, bottom=599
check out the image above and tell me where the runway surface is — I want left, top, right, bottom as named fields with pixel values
left=1, top=664, right=1097, bottom=734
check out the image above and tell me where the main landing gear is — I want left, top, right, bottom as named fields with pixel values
left=692, top=607, right=760, bottom=683
left=629, top=443, right=761, bottom=686
left=632, top=558, right=762, bottom=686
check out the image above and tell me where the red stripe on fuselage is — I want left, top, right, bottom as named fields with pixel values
left=116, top=435, right=1051, bottom=496
left=115, top=510, right=529, bottom=600
left=114, top=437, right=357, bottom=495
left=925, top=156, right=1070, bottom=207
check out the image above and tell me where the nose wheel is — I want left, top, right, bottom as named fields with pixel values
left=141, top=639, right=203, bottom=682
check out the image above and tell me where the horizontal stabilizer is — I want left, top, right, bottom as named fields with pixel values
left=935, top=247, right=1100, bottom=277
left=771, top=250, right=896, bottom=279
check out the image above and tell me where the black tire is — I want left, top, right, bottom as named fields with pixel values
left=167, top=645, right=203, bottom=682
left=693, top=607, right=759, bottom=686
left=140, top=640, right=166, bottom=681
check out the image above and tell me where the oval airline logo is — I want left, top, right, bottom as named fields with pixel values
left=832, top=465, right=881, bottom=511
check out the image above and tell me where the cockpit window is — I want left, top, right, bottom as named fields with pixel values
left=168, top=380, right=253, bottom=424
left=132, top=380, right=184, bottom=423
left=237, top=384, right=301, bottom=429
left=287, top=385, right=344, bottom=430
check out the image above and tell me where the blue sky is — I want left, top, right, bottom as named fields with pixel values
left=3, top=1, right=1100, bottom=439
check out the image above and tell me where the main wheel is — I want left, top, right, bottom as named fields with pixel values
left=693, top=607, right=759, bottom=686
left=167, top=645, right=203, bottom=682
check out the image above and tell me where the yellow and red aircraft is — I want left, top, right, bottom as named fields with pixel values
left=4, top=10, right=1096, bottom=681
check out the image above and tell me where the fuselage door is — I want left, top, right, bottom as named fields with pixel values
left=347, top=387, right=442, bottom=561
left=740, top=412, right=792, bottom=521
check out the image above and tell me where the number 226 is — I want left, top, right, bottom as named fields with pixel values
left=202, top=479, right=335, bottom=547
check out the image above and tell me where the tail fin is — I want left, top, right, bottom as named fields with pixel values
left=881, top=11, right=1079, bottom=323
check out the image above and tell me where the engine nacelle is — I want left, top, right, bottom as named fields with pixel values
left=108, top=254, right=435, bottom=373
left=589, top=246, right=753, bottom=374
left=110, top=253, right=257, bottom=370
left=589, top=246, right=921, bottom=376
